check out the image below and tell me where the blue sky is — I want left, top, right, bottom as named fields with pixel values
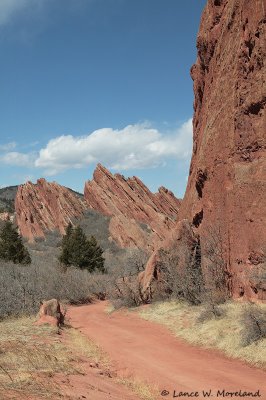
left=0, top=0, right=206, bottom=197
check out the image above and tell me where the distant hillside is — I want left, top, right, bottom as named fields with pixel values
left=0, top=186, right=18, bottom=212
left=67, top=187, right=84, bottom=198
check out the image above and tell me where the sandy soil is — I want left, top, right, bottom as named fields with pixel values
left=68, top=301, right=266, bottom=400
left=53, top=367, right=139, bottom=400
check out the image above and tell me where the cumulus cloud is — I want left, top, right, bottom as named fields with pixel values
left=35, top=119, right=193, bottom=175
left=0, top=151, right=35, bottom=167
left=0, top=142, right=17, bottom=151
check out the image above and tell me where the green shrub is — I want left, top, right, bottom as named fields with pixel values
left=0, top=221, right=31, bottom=265
left=59, top=223, right=105, bottom=273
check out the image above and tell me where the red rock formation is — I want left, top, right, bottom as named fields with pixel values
left=0, top=212, right=11, bottom=221
left=176, top=0, right=266, bottom=300
left=36, top=299, right=65, bottom=327
left=15, top=179, right=87, bottom=242
left=84, top=164, right=181, bottom=250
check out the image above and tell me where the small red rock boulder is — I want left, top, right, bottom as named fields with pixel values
left=36, top=299, right=65, bottom=327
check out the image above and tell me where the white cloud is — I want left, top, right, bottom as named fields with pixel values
left=0, top=120, right=192, bottom=175
left=0, top=151, right=35, bottom=167
left=35, top=119, right=193, bottom=175
left=0, top=141, right=17, bottom=151
left=0, top=0, right=44, bottom=26
left=0, top=0, right=93, bottom=27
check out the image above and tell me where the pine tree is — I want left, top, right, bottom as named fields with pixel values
left=85, top=235, right=105, bottom=273
left=59, top=225, right=105, bottom=273
left=59, top=222, right=73, bottom=266
left=68, top=225, right=90, bottom=269
left=0, top=221, right=31, bottom=265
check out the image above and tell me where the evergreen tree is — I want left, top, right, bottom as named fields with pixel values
left=59, top=222, right=73, bottom=266
left=68, top=225, right=90, bottom=269
left=0, top=221, right=31, bottom=265
left=59, top=225, right=105, bottom=273
left=85, top=235, right=105, bottom=273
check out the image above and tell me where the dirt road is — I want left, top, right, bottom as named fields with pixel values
left=68, top=302, right=266, bottom=400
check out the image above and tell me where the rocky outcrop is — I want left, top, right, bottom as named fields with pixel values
left=0, top=212, right=11, bottom=221
left=36, top=299, right=65, bottom=327
left=15, top=167, right=181, bottom=250
left=176, top=0, right=266, bottom=301
left=14, top=167, right=181, bottom=250
left=15, top=179, right=87, bottom=242
left=84, top=164, right=181, bottom=250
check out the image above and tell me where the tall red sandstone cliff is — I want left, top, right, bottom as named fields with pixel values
left=178, top=0, right=266, bottom=300
left=84, top=164, right=181, bottom=250
left=15, top=179, right=87, bottom=241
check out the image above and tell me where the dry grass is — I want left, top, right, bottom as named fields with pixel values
left=104, top=303, right=116, bottom=314
left=0, top=316, right=115, bottom=399
left=67, top=328, right=110, bottom=369
left=117, top=377, right=157, bottom=400
left=139, top=300, right=266, bottom=368
left=0, top=316, right=76, bottom=399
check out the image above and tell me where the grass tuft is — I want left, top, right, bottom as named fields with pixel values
left=0, top=316, right=74, bottom=399
left=117, top=377, right=157, bottom=400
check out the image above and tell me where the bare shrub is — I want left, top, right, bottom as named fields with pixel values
left=249, top=249, right=266, bottom=296
left=197, top=304, right=226, bottom=323
left=202, top=226, right=230, bottom=304
left=107, top=249, right=149, bottom=308
left=0, top=258, right=95, bottom=319
left=0, top=211, right=148, bottom=317
left=86, top=273, right=110, bottom=300
left=28, top=231, right=61, bottom=251
left=240, top=304, right=266, bottom=346
left=43, top=230, right=62, bottom=248
left=152, top=225, right=231, bottom=307
left=155, top=240, right=204, bottom=305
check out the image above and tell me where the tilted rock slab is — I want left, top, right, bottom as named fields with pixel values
left=15, top=179, right=87, bottom=242
left=177, top=0, right=266, bottom=300
left=84, top=164, right=181, bottom=251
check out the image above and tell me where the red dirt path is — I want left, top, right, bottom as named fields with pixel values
left=68, top=301, right=266, bottom=400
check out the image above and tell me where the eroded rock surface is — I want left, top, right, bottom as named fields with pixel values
left=0, top=212, right=11, bottom=221
left=177, top=0, right=266, bottom=300
left=84, top=164, right=181, bottom=250
left=36, top=299, right=65, bottom=327
left=15, top=179, right=87, bottom=242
